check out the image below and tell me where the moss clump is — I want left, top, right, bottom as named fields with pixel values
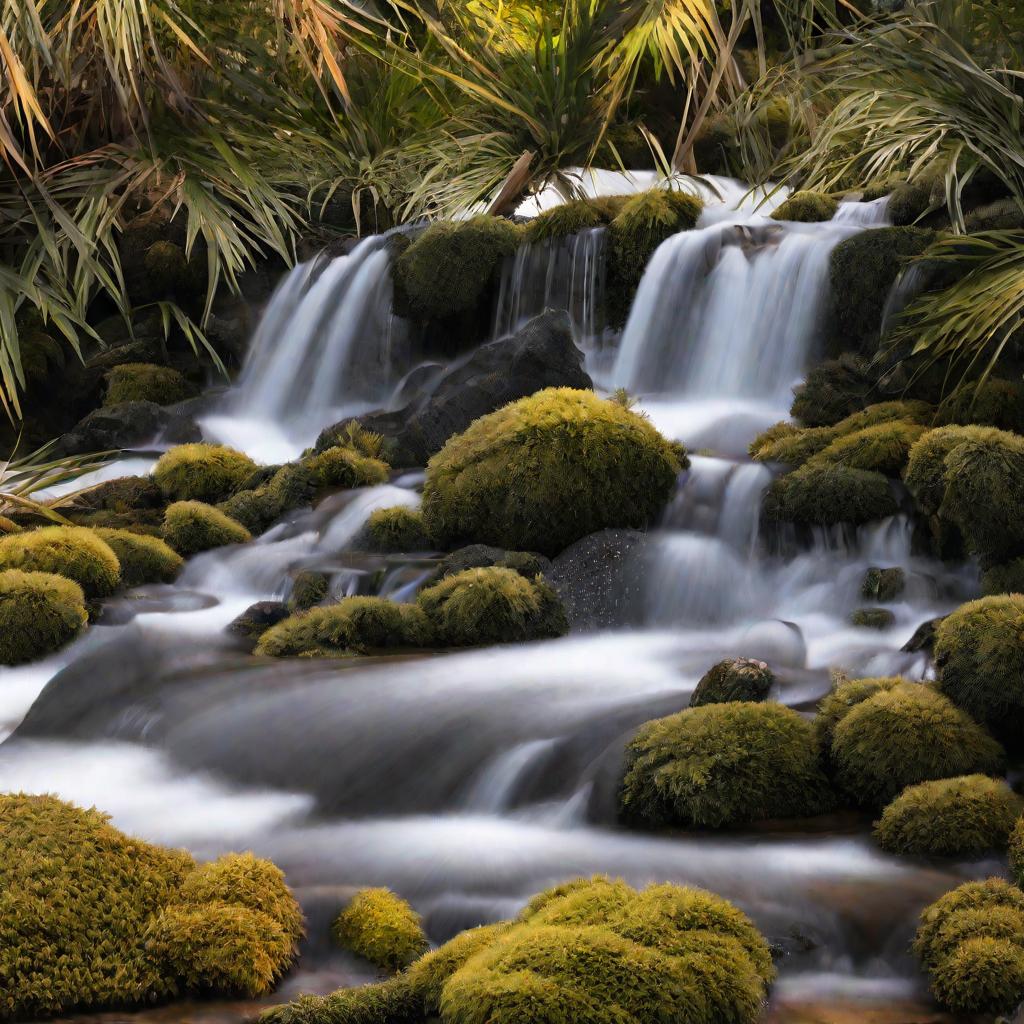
left=981, top=558, right=1024, bottom=596
left=94, top=527, right=183, bottom=587
left=930, top=937, right=1024, bottom=1015
left=830, top=399, right=935, bottom=435
left=217, top=463, right=317, bottom=535
left=1010, top=818, right=1024, bottom=886
left=620, top=701, right=834, bottom=828
left=887, top=181, right=932, bottom=226
left=936, top=378, right=1024, bottom=434
left=752, top=425, right=835, bottom=465
left=332, top=888, right=429, bottom=972
left=259, top=977, right=420, bottom=1024
left=416, top=566, right=567, bottom=647
left=288, top=570, right=329, bottom=611
left=254, top=596, right=429, bottom=657
left=763, top=464, right=897, bottom=526
left=811, top=420, right=927, bottom=476
left=874, top=774, right=1022, bottom=856
left=153, top=443, right=257, bottom=503
left=103, top=363, right=194, bottom=407
left=422, top=388, right=683, bottom=556
left=524, top=200, right=609, bottom=243
left=849, top=607, right=895, bottom=629
left=861, top=566, right=905, bottom=601
left=771, top=190, right=838, bottom=223
left=305, top=446, right=389, bottom=489
left=933, top=596, right=1024, bottom=739
left=829, top=682, right=1005, bottom=806
left=690, top=658, right=774, bottom=707
left=789, top=354, right=877, bottom=427
left=365, top=506, right=429, bottom=552
left=144, top=239, right=188, bottom=293
left=162, top=501, right=251, bottom=556
left=395, top=217, right=522, bottom=322
left=0, top=524, right=121, bottom=597
left=748, top=421, right=800, bottom=459
left=0, top=569, right=87, bottom=665
left=902, top=424, right=1003, bottom=516
left=814, top=675, right=904, bottom=752
left=406, top=923, right=516, bottom=1009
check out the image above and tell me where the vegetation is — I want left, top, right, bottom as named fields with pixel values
left=815, top=675, right=903, bottom=754
left=365, top=507, right=430, bottom=552
left=689, top=658, right=774, bottom=707
left=849, top=607, right=894, bottom=630
left=770, top=191, right=836, bottom=223
left=762, top=464, right=897, bottom=526
left=94, top=528, right=183, bottom=587
left=861, top=567, right=904, bottom=602
left=288, top=570, right=330, bottom=612
left=789, top=354, right=877, bottom=428
left=306, top=447, right=389, bottom=490
left=936, top=378, right=1024, bottom=434
left=153, top=445, right=257, bottom=504
left=902, top=425, right=1003, bottom=516
left=811, top=421, right=927, bottom=476
left=331, top=888, right=429, bottom=972
left=0, top=569, right=87, bottom=665
left=104, top=364, right=195, bottom=407
left=0, top=525, right=121, bottom=597
left=162, top=501, right=251, bottom=556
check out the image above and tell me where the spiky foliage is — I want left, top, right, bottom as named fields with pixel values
left=762, top=464, right=897, bottom=526
left=620, top=701, right=834, bottom=828
left=365, top=506, right=429, bottom=552
left=902, top=424, right=1003, bottom=516
left=0, top=568, right=87, bottom=665
left=94, top=527, right=182, bottom=587
left=153, top=444, right=257, bottom=503
left=103, top=364, right=194, bottom=407
left=332, top=888, right=429, bottom=972
left=0, top=524, right=121, bottom=596
left=422, top=388, right=683, bottom=556
left=162, top=500, right=250, bottom=556
left=770, top=190, right=837, bottom=222
left=810, top=420, right=926, bottom=476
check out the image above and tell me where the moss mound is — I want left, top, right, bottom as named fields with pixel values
left=931, top=937, right=1024, bottom=1015
left=620, top=701, right=834, bottom=828
left=154, top=443, right=257, bottom=503
left=753, top=426, right=835, bottom=465
left=94, top=527, right=183, bottom=586
left=936, top=378, right=1024, bottom=434
left=771, top=190, right=838, bottom=223
left=829, top=682, right=1005, bottom=806
left=525, top=200, right=609, bottom=243
left=981, top=558, right=1024, bottom=596
left=406, top=923, right=516, bottom=1009
left=1010, top=818, right=1024, bottom=886
left=762, top=464, right=897, bottom=526
left=104, top=362, right=194, bottom=407
left=366, top=506, right=430, bottom=552
left=395, top=217, right=521, bottom=322
left=902, top=424, right=1002, bottom=516
left=789, top=354, right=877, bottom=428
left=0, top=569, right=87, bottom=665
left=0, top=524, right=121, bottom=597
left=332, top=888, right=429, bottom=972
left=690, top=658, right=774, bottom=707
left=288, top=570, right=329, bottom=611
left=811, top=420, right=926, bottom=475
left=217, top=462, right=318, bottom=535
left=416, top=566, right=567, bottom=647
left=305, top=446, right=389, bottom=489
left=749, top=421, right=800, bottom=459
left=259, top=977, right=420, bottom=1024
left=850, top=607, right=895, bottom=629
left=814, top=675, right=904, bottom=752
left=163, top=501, right=251, bottom=556
left=861, top=566, right=904, bottom=601
left=422, top=388, right=683, bottom=555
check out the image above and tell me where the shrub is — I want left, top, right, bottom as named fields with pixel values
left=811, top=420, right=926, bottom=476
left=690, top=658, right=774, bottom=707
left=829, top=682, right=1005, bottom=806
left=0, top=524, right=121, bottom=597
left=0, top=569, right=87, bottom=665
left=305, top=447, right=389, bottom=489
left=365, top=507, right=429, bottom=552
left=850, top=607, right=895, bottom=629
left=933, top=595, right=1024, bottom=739
left=762, top=464, right=897, bottom=526
left=815, top=675, right=904, bottom=752
left=395, top=217, right=522, bottom=321
left=936, top=378, right=1024, bottom=434
left=902, top=424, right=1003, bottom=516
left=524, top=200, right=609, bottom=243
left=162, top=501, right=251, bottom=556
left=103, top=362, right=194, bottom=406
left=929, top=937, right=1024, bottom=1015
left=332, top=888, right=428, bottom=972
left=875, top=775, right=1022, bottom=856
left=288, top=570, right=329, bottom=611
left=422, top=388, right=683, bottom=556
left=620, top=701, right=834, bottom=828
left=153, top=443, right=257, bottom=503
left=861, top=566, right=905, bottom=601
left=94, top=527, right=183, bottom=586
left=416, top=566, right=567, bottom=647
left=771, top=190, right=838, bottom=223
left=789, top=353, right=877, bottom=427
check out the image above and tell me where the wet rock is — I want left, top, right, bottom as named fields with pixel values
left=902, top=616, right=943, bottom=654
left=690, top=658, right=774, bottom=707
left=228, top=601, right=290, bottom=646
left=850, top=607, right=895, bottom=630
left=428, top=544, right=551, bottom=585
left=55, top=401, right=201, bottom=455
left=861, top=566, right=905, bottom=602
left=737, top=620, right=807, bottom=669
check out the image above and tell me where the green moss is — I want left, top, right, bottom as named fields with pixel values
left=861, top=566, right=905, bottom=601
left=406, top=923, right=516, bottom=1009
left=814, top=675, right=904, bottom=753
left=830, top=400, right=935, bottom=436
left=416, top=566, right=567, bottom=647
left=1010, top=818, right=1024, bottom=886
left=874, top=774, right=1022, bottom=856
left=887, top=181, right=932, bottom=226
left=981, top=558, right=1024, bottom=595
left=771, top=190, right=838, bottom=223
left=332, top=888, right=428, bottom=972
left=217, top=462, right=317, bottom=535
left=753, top=425, right=835, bottom=465
left=162, top=501, right=251, bottom=556
left=524, top=200, right=609, bottom=243
left=103, top=363, right=194, bottom=407
left=0, top=569, right=87, bottom=665
left=144, top=240, right=187, bottom=294
left=422, top=388, right=683, bottom=556
left=288, top=570, right=329, bottom=611
left=849, top=607, right=895, bottom=629
left=0, top=525, right=121, bottom=597
left=395, top=217, right=522, bottom=321
left=620, top=701, right=834, bottom=828
left=690, top=658, right=774, bottom=707
left=902, top=424, right=1003, bottom=516
left=305, top=446, right=389, bottom=489
left=154, top=443, right=257, bottom=503
left=789, top=354, right=877, bottom=427
left=929, top=936, right=1024, bottom=1015
left=258, top=978, right=421, bottom=1024
left=748, top=421, right=799, bottom=459
left=365, top=506, right=429, bottom=552
left=936, top=378, right=1024, bottom=434
left=74, top=474, right=165, bottom=515
left=829, top=682, right=1005, bottom=806
left=811, top=420, right=926, bottom=476
left=94, top=527, right=183, bottom=586
left=762, top=464, right=898, bottom=526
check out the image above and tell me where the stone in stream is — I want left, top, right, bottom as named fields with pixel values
left=55, top=400, right=200, bottom=456
left=736, top=619, right=807, bottom=669
left=861, top=566, right=905, bottom=602
left=228, top=601, right=290, bottom=647
left=690, top=658, right=775, bottom=707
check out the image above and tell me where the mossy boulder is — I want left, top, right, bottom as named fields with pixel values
left=0, top=525, right=121, bottom=597
left=771, top=190, right=838, bottom=223
left=690, top=658, right=774, bottom=707
left=829, top=682, right=1005, bottom=806
left=810, top=420, right=926, bottom=476
left=143, top=239, right=188, bottom=294
left=620, top=701, right=834, bottom=828
left=902, top=424, right=1003, bottom=516
left=849, top=607, right=895, bottom=629
left=332, top=888, right=429, bottom=972
left=162, top=501, right=251, bottom=556
left=981, top=558, right=1024, bottom=596
left=763, top=464, right=897, bottom=526
left=753, top=425, right=835, bottom=465
left=103, top=363, right=195, bottom=407
left=887, top=181, right=932, bottom=226
left=524, top=199, right=611, bottom=243
left=748, top=421, right=800, bottom=459
left=0, top=569, right=88, bottom=665
left=416, top=566, right=567, bottom=647
left=1010, top=818, right=1024, bottom=886
left=288, top=570, right=329, bottom=611
left=153, top=443, right=257, bottom=503
left=365, top=506, right=430, bottom=552
left=217, top=462, right=317, bottom=535
left=874, top=774, right=1022, bottom=856
left=422, top=388, right=683, bottom=556
left=94, top=527, right=183, bottom=587
left=814, top=675, right=904, bottom=752
left=305, top=446, right=389, bottom=489
left=789, top=354, right=877, bottom=427
left=936, top=378, right=1024, bottom=434
left=861, top=566, right=905, bottom=602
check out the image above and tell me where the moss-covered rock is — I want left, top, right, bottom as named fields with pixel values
left=748, top=421, right=800, bottom=459
left=305, top=446, right=389, bottom=489
left=936, top=378, right=1024, bottom=434
left=981, top=558, right=1024, bottom=596
left=849, top=607, right=895, bottom=629
left=861, top=566, right=905, bottom=602
left=902, top=424, right=1003, bottom=516
left=811, top=420, right=926, bottom=476
left=763, top=464, right=898, bottom=526
left=162, top=501, right=251, bottom=556
left=874, top=774, right=1022, bottom=856
left=1010, top=818, right=1024, bottom=886
left=365, top=506, right=429, bottom=552
left=143, top=239, right=188, bottom=294
left=789, top=354, right=877, bottom=427
left=931, top=937, right=1024, bottom=1016
left=416, top=566, right=567, bottom=647
left=0, top=525, right=121, bottom=597
left=887, top=181, right=932, bottom=226
left=771, top=190, right=838, bottom=223
left=690, top=658, right=774, bottom=707
left=217, top=462, right=317, bottom=535
left=829, top=682, right=1005, bottom=806
left=332, top=888, right=429, bottom=972
left=103, top=363, right=195, bottom=407
left=753, top=425, right=835, bottom=465
left=153, top=443, right=257, bottom=503
left=288, top=570, right=329, bottom=611
left=0, top=569, right=87, bottom=665
left=620, top=701, right=834, bottom=828
left=94, top=527, right=183, bottom=586
left=524, top=200, right=611, bottom=243
left=422, top=388, right=683, bottom=556
left=814, top=675, right=903, bottom=752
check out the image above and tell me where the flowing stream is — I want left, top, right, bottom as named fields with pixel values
left=1, top=178, right=983, bottom=1018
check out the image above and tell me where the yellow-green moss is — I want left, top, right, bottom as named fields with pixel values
left=365, top=506, right=429, bottom=552
left=0, top=525, right=121, bottom=597
left=811, top=420, right=927, bottom=476
left=258, top=977, right=420, bottom=1024
left=422, top=388, right=683, bottom=555
left=936, top=378, right=1024, bottom=434
left=406, top=923, right=516, bottom=1008
left=332, top=888, right=428, bottom=972
left=771, top=190, right=838, bottom=223
left=931, top=937, right=1024, bottom=1015
left=524, top=200, right=609, bottom=243
left=0, top=569, right=87, bottom=665
left=288, top=570, right=330, bottom=611
left=902, top=424, right=1003, bottom=516
left=789, top=354, right=877, bottom=428
left=153, top=443, right=257, bottom=503
left=748, top=421, right=800, bottom=459
left=103, top=362, right=194, bottom=407
left=1010, top=818, right=1024, bottom=886
left=753, top=425, right=835, bottom=465
left=94, top=527, right=183, bottom=586
left=162, top=501, right=251, bottom=556
left=762, top=464, right=898, bottom=526
left=305, top=446, right=389, bottom=489
left=814, top=675, right=904, bottom=752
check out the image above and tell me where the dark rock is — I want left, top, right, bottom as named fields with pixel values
left=548, top=528, right=648, bottom=631
left=228, top=601, right=290, bottom=645
left=55, top=400, right=201, bottom=455
left=428, top=544, right=552, bottom=585
left=902, top=616, right=943, bottom=654
left=690, top=658, right=774, bottom=707
left=850, top=607, right=895, bottom=630
left=861, top=566, right=905, bottom=602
